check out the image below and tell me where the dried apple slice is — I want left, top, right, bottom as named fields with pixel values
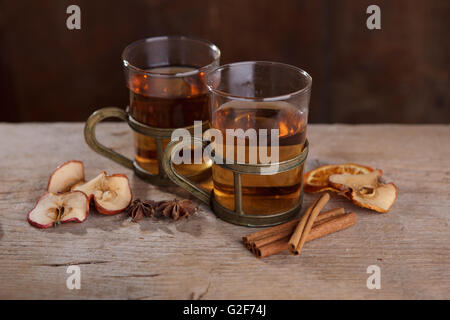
left=27, top=191, right=89, bottom=229
left=328, top=170, right=382, bottom=194
left=47, top=160, right=85, bottom=193
left=304, top=163, right=375, bottom=193
left=329, top=170, right=397, bottom=213
left=350, top=183, right=398, bottom=213
left=72, top=172, right=132, bottom=215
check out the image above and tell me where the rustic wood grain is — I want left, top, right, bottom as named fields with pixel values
left=0, top=123, right=449, bottom=299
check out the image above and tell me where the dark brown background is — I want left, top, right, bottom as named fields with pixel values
left=0, top=0, right=448, bottom=123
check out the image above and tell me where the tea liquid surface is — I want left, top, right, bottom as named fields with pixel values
left=211, top=101, right=307, bottom=214
left=128, top=66, right=209, bottom=175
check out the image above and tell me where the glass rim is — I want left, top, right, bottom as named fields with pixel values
left=121, top=35, right=221, bottom=78
left=206, top=61, right=312, bottom=101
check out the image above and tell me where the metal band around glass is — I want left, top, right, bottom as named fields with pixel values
left=162, top=137, right=309, bottom=226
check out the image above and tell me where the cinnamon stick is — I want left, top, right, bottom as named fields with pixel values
left=307, top=212, right=356, bottom=240
left=315, top=207, right=345, bottom=223
left=252, top=228, right=294, bottom=249
left=250, top=207, right=346, bottom=249
left=243, top=207, right=345, bottom=248
left=251, top=208, right=345, bottom=252
left=283, top=198, right=318, bottom=252
left=256, top=236, right=290, bottom=258
left=256, top=212, right=357, bottom=258
left=242, top=219, right=302, bottom=244
left=288, top=193, right=330, bottom=254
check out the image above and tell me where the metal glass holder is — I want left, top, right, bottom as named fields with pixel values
left=162, top=138, right=309, bottom=227
left=83, top=106, right=209, bottom=186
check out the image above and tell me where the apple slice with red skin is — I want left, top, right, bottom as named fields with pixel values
left=27, top=191, right=89, bottom=229
left=47, top=160, right=85, bottom=193
left=72, top=172, right=132, bottom=215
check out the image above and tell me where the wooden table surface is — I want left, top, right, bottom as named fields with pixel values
left=0, top=123, right=449, bottom=299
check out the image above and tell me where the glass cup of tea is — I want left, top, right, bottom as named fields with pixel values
left=84, top=36, right=221, bottom=185
left=163, top=61, right=312, bottom=226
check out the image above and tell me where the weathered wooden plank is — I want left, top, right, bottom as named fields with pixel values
left=0, top=123, right=449, bottom=299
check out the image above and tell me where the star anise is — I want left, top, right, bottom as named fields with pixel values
left=126, top=199, right=157, bottom=222
left=156, top=199, right=197, bottom=221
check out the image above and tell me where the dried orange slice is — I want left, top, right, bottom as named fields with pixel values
left=304, top=163, right=375, bottom=194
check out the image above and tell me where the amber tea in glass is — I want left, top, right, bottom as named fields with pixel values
left=208, top=62, right=312, bottom=215
left=162, top=61, right=311, bottom=225
left=212, top=101, right=307, bottom=214
left=122, top=37, right=220, bottom=176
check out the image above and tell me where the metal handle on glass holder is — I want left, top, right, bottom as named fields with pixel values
left=84, top=107, right=134, bottom=169
left=162, top=137, right=309, bottom=205
left=162, top=137, right=211, bottom=204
